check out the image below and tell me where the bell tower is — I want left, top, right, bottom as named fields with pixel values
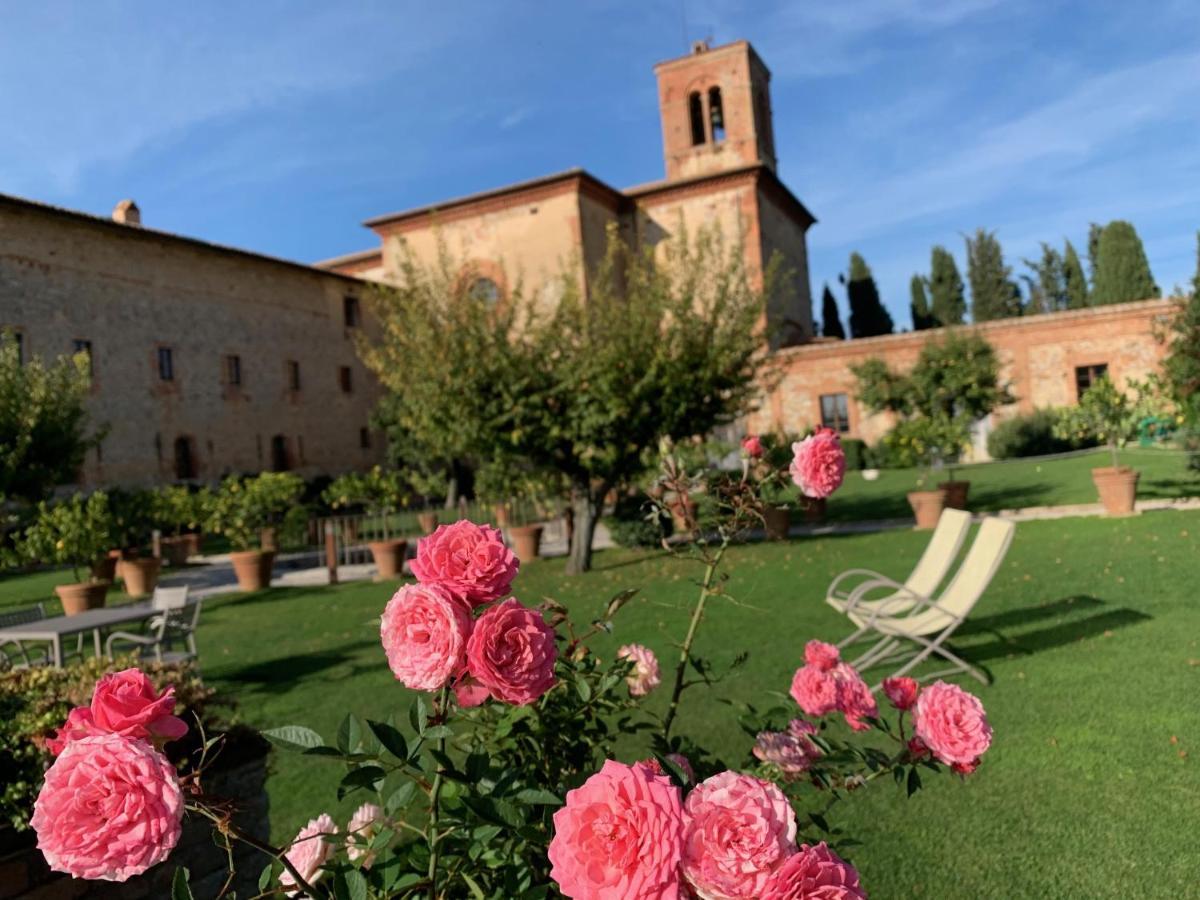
left=654, top=40, right=777, bottom=181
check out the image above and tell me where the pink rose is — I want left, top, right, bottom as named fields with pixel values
left=280, top=813, right=338, bottom=891
left=346, top=802, right=385, bottom=868
left=761, top=841, right=867, bottom=900
left=549, top=759, right=685, bottom=900
left=381, top=582, right=472, bottom=691
left=754, top=719, right=822, bottom=776
left=682, top=771, right=797, bottom=899
left=804, top=640, right=840, bottom=671
left=882, top=676, right=920, bottom=711
left=617, top=643, right=662, bottom=696
left=790, top=430, right=846, bottom=499
left=88, top=668, right=189, bottom=746
left=465, top=598, right=557, bottom=705
left=32, top=734, right=183, bottom=882
left=45, top=706, right=100, bottom=755
left=741, top=435, right=765, bottom=458
left=790, top=665, right=839, bottom=717
left=831, top=663, right=878, bottom=732
left=409, top=519, right=519, bottom=607
left=912, top=681, right=992, bottom=768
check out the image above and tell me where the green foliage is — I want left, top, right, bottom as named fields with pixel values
left=986, top=408, right=1094, bottom=459
left=1054, top=375, right=1146, bottom=467
left=107, top=487, right=156, bottom=552
left=606, top=494, right=670, bottom=548
left=1087, top=222, right=1102, bottom=292
left=151, top=485, right=208, bottom=536
left=1161, top=233, right=1200, bottom=432
left=840, top=438, right=868, bottom=471
left=928, top=245, right=965, bottom=326
left=846, top=252, right=893, bottom=337
left=1063, top=240, right=1089, bottom=309
left=19, top=492, right=112, bottom=583
left=208, top=472, right=305, bottom=551
left=1022, top=243, right=1066, bottom=314
left=820, top=284, right=845, bottom=339
left=1091, top=220, right=1157, bottom=305
left=0, top=330, right=100, bottom=503
left=909, top=275, right=933, bottom=331
left=323, top=467, right=411, bottom=516
left=878, top=415, right=971, bottom=472
left=966, top=228, right=1019, bottom=321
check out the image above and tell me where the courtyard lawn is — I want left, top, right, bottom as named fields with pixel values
left=192, top=509, right=1198, bottom=899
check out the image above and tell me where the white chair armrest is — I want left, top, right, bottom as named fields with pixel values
left=846, top=577, right=934, bottom=625
left=106, top=631, right=159, bottom=657
left=828, top=568, right=888, bottom=599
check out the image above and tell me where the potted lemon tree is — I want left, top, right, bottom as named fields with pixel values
left=20, top=492, right=114, bottom=615
left=209, top=472, right=304, bottom=591
left=1055, top=375, right=1145, bottom=515
left=325, top=467, right=411, bottom=579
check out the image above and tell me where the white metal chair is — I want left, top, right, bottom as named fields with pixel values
left=0, top=603, right=50, bottom=670
left=836, top=516, right=1016, bottom=686
left=107, top=588, right=201, bottom=666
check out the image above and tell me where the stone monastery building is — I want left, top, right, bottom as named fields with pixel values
left=0, top=40, right=1170, bottom=487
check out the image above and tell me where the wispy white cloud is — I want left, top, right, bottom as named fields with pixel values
left=499, top=105, right=536, bottom=130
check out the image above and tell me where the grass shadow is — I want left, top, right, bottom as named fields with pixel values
left=214, top=639, right=380, bottom=692
left=956, top=594, right=1105, bottom=635
left=959, top=604, right=1152, bottom=665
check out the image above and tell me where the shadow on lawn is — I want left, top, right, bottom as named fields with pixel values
left=216, top=638, right=380, bottom=692
left=825, top=481, right=1055, bottom=523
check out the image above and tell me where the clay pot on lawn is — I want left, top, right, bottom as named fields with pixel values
left=90, top=550, right=119, bottom=583
left=939, top=480, right=971, bottom=511
left=417, top=512, right=439, bottom=535
left=762, top=506, right=791, bottom=541
left=120, top=557, right=161, bottom=598
left=492, top=504, right=511, bottom=528
left=368, top=539, right=408, bottom=579
left=230, top=550, right=276, bottom=592
left=55, top=581, right=110, bottom=616
left=161, top=535, right=191, bottom=567
left=907, top=489, right=947, bottom=530
left=183, top=532, right=204, bottom=557
left=1091, top=466, right=1139, bottom=516
left=803, top=497, right=827, bottom=524
left=508, top=524, right=544, bottom=563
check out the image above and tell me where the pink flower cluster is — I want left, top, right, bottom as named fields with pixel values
left=790, top=428, right=846, bottom=499
left=381, top=519, right=557, bottom=707
left=32, top=669, right=188, bottom=882
left=911, top=680, right=993, bottom=772
left=753, top=719, right=822, bottom=776
left=741, top=434, right=765, bottom=458
left=278, top=801, right=388, bottom=890
left=549, top=761, right=864, bottom=900
left=789, top=641, right=878, bottom=730
left=618, top=643, right=662, bottom=697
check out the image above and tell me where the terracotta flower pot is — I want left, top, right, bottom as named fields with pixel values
left=492, top=504, right=512, bottom=528
left=939, top=480, right=971, bottom=511
left=161, top=535, right=191, bottom=567
left=508, top=524, right=544, bottom=563
left=55, top=581, right=109, bottom=616
left=907, top=489, right=947, bottom=530
left=119, top=557, right=161, bottom=598
left=1091, top=466, right=1139, bottom=516
left=418, top=512, right=439, bottom=535
left=762, top=506, right=791, bottom=540
left=260, top=527, right=278, bottom=552
left=368, top=538, right=408, bottom=579
left=230, top=550, right=276, bottom=592
left=803, top=497, right=827, bottom=524
left=90, top=551, right=119, bottom=583
left=183, top=532, right=203, bottom=557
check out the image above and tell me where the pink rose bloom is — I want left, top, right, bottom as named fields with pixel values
left=804, top=640, right=840, bottom=672
left=882, top=676, right=920, bottom=712
left=617, top=643, right=662, bottom=697
left=682, top=771, right=797, bottom=900
left=761, top=841, right=867, bottom=900
left=913, top=681, right=992, bottom=768
left=32, top=734, right=183, bottom=882
left=754, top=719, right=822, bottom=776
left=465, top=598, right=557, bottom=705
left=790, top=665, right=839, bottom=717
left=831, top=663, right=878, bottom=732
left=88, top=668, right=189, bottom=746
left=280, top=813, right=338, bottom=891
left=381, top=582, right=472, bottom=691
left=45, top=706, right=100, bottom=756
left=409, top=519, right=519, bottom=607
left=549, top=759, right=685, bottom=900
left=790, top=430, right=846, bottom=499
left=346, top=802, right=385, bottom=868
left=741, top=435, right=765, bottom=458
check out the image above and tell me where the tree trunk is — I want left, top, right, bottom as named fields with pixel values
left=565, top=484, right=604, bottom=575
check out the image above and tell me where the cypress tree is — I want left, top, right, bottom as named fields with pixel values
left=1091, top=220, right=1158, bottom=304
left=1162, top=231, right=1200, bottom=427
left=966, top=229, right=1018, bottom=321
left=928, top=246, right=965, bottom=326
left=1087, top=222, right=1102, bottom=298
left=820, top=284, right=846, bottom=339
left=910, top=275, right=933, bottom=330
left=846, top=253, right=894, bottom=338
left=1063, top=240, right=1088, bottom=309
left=1022, top=243, right=1065, bottom=314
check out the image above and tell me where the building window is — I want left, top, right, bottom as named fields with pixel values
left=174, top=436, right=196, bottom=480
left=343, top=295, right=361, bottom=328
left=708, top=86, right=725, bottom=142
left=820, top=393, right=851, bottom=433
left=223, top=354, right=242, bottom=386
left=157, top=347, right=174, bottom=381
left=1074, top=363, right=1108, bottom=398
left=468, top=277, right=500, bottom=306
left=688, top=91, right=705, bottom=145
left=287, top=360, right=301, bottom=391
left=72, top=339, right=93, bottom=374
left=359, top=427, right=371, bottom=450
left=338, top=365, right=353, bottom=393
left=270, top=434, right=289, bottom=472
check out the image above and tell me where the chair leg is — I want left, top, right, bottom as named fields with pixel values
left=884, top=630, right=989, bottom=686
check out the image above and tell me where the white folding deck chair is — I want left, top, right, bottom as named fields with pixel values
left=837, top=516, right=1016, bottom=686
left=107, top=586, right=201, bottom=665
left=826, top=508, right=972, bottom=622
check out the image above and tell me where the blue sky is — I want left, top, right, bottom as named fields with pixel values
left=3, top=1, right=1198, bottom=328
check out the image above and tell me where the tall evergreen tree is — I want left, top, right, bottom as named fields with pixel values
left=1022, top=243, right=1065, bottom=314
left=966, top=229, right=1019, bottom=321
left=846, top=253, right=894, bottom=337
left=1087, top=222, right=1103, bottom=298
left=1091, top=220, right=1158, bottom=305
left=1162, top=232, right=1200, bottom=429
left=1063, top=240, right=1088, bottom=309
left=820, top=284, right=846, bottom=338
left=928, top=246, right=966, bottom=326
left=909, top=275, right=933, bottom=331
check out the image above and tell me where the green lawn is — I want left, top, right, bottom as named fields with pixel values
left=188, top=509, right=1198, bottom=899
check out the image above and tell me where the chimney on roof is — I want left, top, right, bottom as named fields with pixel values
left=112, top=199, right=141, bottom=226
left=691, top=39, right=711, bottom=55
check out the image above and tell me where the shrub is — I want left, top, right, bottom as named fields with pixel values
left=841, top=438, right=868, bottom=471
left=987, top=408, right=1092, bottom=459
left=208, top=472, right=305, bottom=551
left=606, top=493, right=670, bottom=548
left=19, top=492, right=112, bottom=583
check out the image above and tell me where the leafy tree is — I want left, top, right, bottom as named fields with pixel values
left=966, top=229, right=1019, bottom=321
left=1091, top=220, right=1158, bottom=305
left=1022, top=243, right=1065, bottom=314
left=0, top=331, right=100, bottom=503
left=820, top=284, right=845, bottom=339
left=928, top=245, right=965, bottom=326
left=845, top=252, right=893, bottom=337
left=19, top=492, right=112, bottom=584
left=909, top=275, right=934, bottom=330
left=1162, top=231, right=1200, bottom=431
left=1054, top=375, right=1146, bottom=469
left=1063, top=240, right=1089, bottom=309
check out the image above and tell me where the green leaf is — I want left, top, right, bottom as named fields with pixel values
left=515, top=787, right=562, bottom=805
left=410, top=697, right=428, bottom=735
left=258, top=862, right=275, bottom=892
left=461, top=871, right=487, bottom=899
left=171, top=867, right=193, bottom=900
left=338, top=765, right=387, bottom=800
left=422, top=724, right=453, bottom=740
left=604, top=587, right=639, bottom=619
left=385, top=781, right=417, bottom=814
left=367, top=719, right=409, bottom=761
left=906, top=766, right=923, bottom=797
left=345, top=869, right=369, bottom=900
left=262, top=725, right=323, bottom=752
left=574, top=676, right=592, bottom=703
left=302, top=745, right=345, bottom=758
left=337, top=714, right=362, bottom=754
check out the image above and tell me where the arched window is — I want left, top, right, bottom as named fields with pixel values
left=688, top=91, right=705, bottom=146
left=173, top=436, right=195, bottom=481
left=468, top=277, right=501, bottom=307
left=708, top=87, right=725, bottom=143
left=270, top=434, right=290, bottom=472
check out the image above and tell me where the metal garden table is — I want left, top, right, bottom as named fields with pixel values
left=0, top=601, right=155, bottom=667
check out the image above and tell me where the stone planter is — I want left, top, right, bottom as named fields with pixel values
left=939, top=480, right=971, bottom=511
left=119, top=557, right=160, bottom=598
left=417, top=511, right=439, bottom=535
left=762, top=506, right=791, bottom=540
left=230, top=549, right=276, bottom=592
left=1092, top=466, right=1139, bottom=516
left=907, top=489, right=947, bottom=530
left=508, top=524, right=544, bottom=563
left=368, top=538, right=408, bottom=579
left=161, top=535, right=191, bottom=567
left=54, top=581, right=109, bottom=616
left=802, top=497, right=827, bottom=524
left=90, top=550, right=120, bottom=583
